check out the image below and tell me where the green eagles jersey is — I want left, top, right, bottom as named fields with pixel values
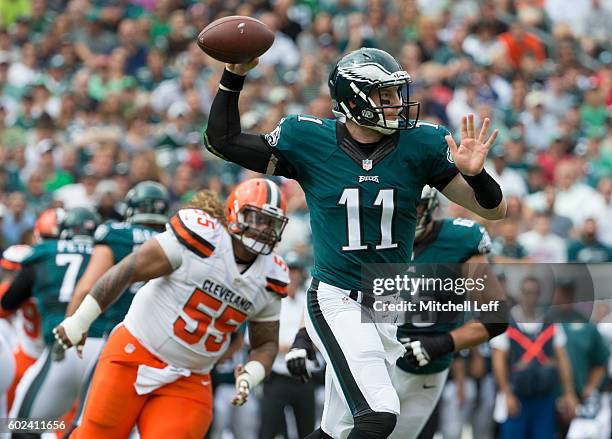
left=397, top=218, right=491, bottom=374
left=93, top=221, right=159, bottom=333
left=23, top=238, right=98, bottom=344
left=266, top=115, right=457, bottom=290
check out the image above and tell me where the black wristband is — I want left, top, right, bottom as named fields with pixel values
left=461, top=169, right=503, bottom=209
left=220, top=68, right=246, bottom=92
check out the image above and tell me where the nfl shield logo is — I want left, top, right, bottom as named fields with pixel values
left=362, top=159, right=373, bottom=171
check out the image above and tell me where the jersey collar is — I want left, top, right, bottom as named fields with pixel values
left=335, top=121, right=399, bottom=172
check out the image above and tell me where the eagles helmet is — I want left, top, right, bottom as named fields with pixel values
left=415, top=185, right=439, bottom=240
left=59, top=207, right=101, bottom=239
left=328, top=48, right=420, bottom=135
left=124, top=181, right=170, bottom=225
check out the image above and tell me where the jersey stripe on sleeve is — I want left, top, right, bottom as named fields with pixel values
left=169, top=215, right=215, bottom=258
left=265, top=277, right=288, bottom=297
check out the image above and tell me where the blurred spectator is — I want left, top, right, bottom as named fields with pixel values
left=95, top=179, right=123, bottom=222
left=524, top=185, right=574, bottom=238
left=2, top=192, right=35, bottom=246
left=486, top=145, right=528, bottom=198
left=518, top=212, right=567, bottom=262
left=150, top=64, right=210, bottom=116
left=258, top=12, right=300, bottom=69
left=520, top=91, right=559, bottom=152
left=567, top=218, right=612, bottom=262
left=552, top=160, right=605, bottom=227
left=498, top=22, right=546, bottom=70
left=53, top=166, right=98, bottom=209
left=491, top=277, right=578, bottom=439
left=491, top=219, right=528, bottom=260
left=168, top=163, right=195, bottom=211
left=597, top=178, right=612, bottom=246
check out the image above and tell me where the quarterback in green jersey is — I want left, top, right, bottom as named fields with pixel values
left=1, top=208, right=104, bottom=424
left=205, top=47, right=507, bottom=439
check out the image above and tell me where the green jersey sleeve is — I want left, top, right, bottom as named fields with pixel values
left=264, top=114, right=336, bottom=180
left=94, top=222, right=133, bottom=263
left=22, top=241, right=55, bottom=266
left=418, top=123, right=458, bottom=189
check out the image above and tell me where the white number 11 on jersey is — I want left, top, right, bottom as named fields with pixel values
left=338, top=188, right=397, bottom=251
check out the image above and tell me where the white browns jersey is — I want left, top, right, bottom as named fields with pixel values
left=124, top=208, right=289, bottom=374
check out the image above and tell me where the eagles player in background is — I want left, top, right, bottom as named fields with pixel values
left=0, top=207, right=101, bottom=439
left=65, top=181, right=171, bottom=348
left=62, top=181, right=170, bottom=430
left=391, top=186, right=496, bottom=439
left=3, top=209, right=63, bottom=411
left=205, top=47, right=506, bottom=439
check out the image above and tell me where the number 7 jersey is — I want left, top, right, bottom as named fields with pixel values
left=124, top=209, right=290, bottom=373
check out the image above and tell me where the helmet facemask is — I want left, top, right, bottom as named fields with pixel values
left=230, top=204, right=288, bottom=256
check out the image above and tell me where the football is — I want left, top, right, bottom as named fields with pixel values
left=197, top=16, right=275, bottom=64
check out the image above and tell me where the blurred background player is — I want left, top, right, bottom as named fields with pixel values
left=1, top=207, right=101, bottom=439
left=63, top=180, right=170, bottom=431
left=391, top=186, right=501, bottom=439
left=54, top=181, right=290, bottom=439
left=0, top=244, right=32, bottom=418
left=2, top=208, right=62, bottom=412
left=0, top=243, right=38, bottom=411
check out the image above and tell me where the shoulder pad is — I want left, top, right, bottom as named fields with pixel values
left=23, top=241, right=56, bottom=265
left=449, top=218, right=491, bottom=255
left=264, top=254, right=290, bottom=297
left=169, top=209, right=222, bottom=258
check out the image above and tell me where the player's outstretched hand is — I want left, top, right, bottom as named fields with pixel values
left=226, top=58, right=259, bottom=77
left=445, top=114, right=499, bottom=176
left=52, top=322, right=86, bottom=359
left=285, top=327, right=318, bottom=383
left=231, top=364, right=251, bottom=406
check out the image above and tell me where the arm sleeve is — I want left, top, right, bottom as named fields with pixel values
left=204, top=83, right=297, bottom=179
left=0, top=265, right=36, bottom=311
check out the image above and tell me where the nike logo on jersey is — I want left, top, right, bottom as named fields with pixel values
left=358, top=175, right=379, bottom=183
left=422, top=384, right=436, bottom=389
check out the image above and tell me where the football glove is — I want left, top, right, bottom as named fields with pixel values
left=285, top=327, right=318, bottom=383
left=400, top=334, right=455, bottom=369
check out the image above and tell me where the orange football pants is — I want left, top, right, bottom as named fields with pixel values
left=71, top=325, right=213, bottom=439
left=7, top=345, right=37, bottom=410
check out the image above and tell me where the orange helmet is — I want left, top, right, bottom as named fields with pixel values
left=34, top=208, right=65, bottom=241
left=226, top=178, right=288, bottom=255
left=1, top=244, right=32, bottom=272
